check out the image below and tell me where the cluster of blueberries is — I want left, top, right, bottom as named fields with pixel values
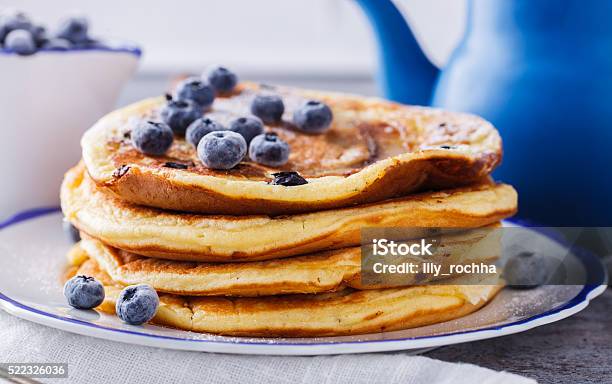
left=63, top=222, right=159, bottom=325
left=0, top=8, right=101, bottom=56
left=64, top=275, right=158, bottom=325
left=131, top=66, right=333, bottom=173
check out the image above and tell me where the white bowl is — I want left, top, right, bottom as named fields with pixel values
left=0, top=46, right=140, bottom=218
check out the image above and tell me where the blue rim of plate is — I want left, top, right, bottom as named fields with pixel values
left=0, top=208, right=608, bottom=347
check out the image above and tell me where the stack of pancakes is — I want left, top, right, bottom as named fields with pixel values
left=61, top=83, right=517, bottom=337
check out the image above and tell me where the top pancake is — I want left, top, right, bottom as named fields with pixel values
left=82, top=82, right=502, bottom=215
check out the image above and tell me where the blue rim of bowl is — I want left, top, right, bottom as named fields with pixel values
left=0, top=44, right=141, bottom=57
left=0, top=208, right=607, bottom=347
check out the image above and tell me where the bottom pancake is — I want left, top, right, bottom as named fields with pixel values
left=73, top=257, right=503, bottom=337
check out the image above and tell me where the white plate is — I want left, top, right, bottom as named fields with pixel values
left=0, top=209, right=607, bottom=355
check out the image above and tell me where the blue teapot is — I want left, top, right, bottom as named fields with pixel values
left=355, top=0, right=612, bottom=225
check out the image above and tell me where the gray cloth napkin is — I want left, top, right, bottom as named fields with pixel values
left=0, top=310, right=535, bottom=384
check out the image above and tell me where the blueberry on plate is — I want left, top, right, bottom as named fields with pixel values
left=293, top=100, right=333, bottom=133
left=55, top=15, right=89, bottom=44
left=115, top=284, right=159, bottom=325
left=42, top=37, right=72, bottom=51
left=160, top=97, right=203, bottom=135
left=174, top=77, right=215, bottom=108
left=251, top=94, right=285, bottom=124
left=249, top=132, right=290, bottom=167
left=228, top=116, right=264, bottom=144
left=206, top=66, right=238, bottom=93
left=4, top=29, right=36, bottom=55
left=197, top=131, right=247, bottom=170
left=504, top=251, right=550, bottom=289
left=270, top=171, right=307, bottom=186
left=63, top=220, right=81, bottom=243
left=131, top=120, right=174, bottom=156
left=64, top=275, right=105, bottom=309
left=186, top=117, right=224, bottom=147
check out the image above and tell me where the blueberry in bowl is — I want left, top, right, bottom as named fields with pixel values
left=228, top=116, right=264, bottom=144
left=251, top=94, right=285, bottom=124
left=41, top=37, right=71, bottom=51
left=30, top=24, right=47, bottom=47
left=174, top=77, right=215, bottom=108
left=197, top=131, right=247, bottom=170
left=0, top=9, right=33, bottom=42
left=64, top=275, right=105, bottom=309
left=131, top=120, right=174, bottom=156
left=55, top=14, right=89, bottom=45
left=116, top=284, right=159, bottom=325
left=249, top=132, right=290, bottom=167
left=186, top=117, right=225, bottom=147
left=3, top=29, right=36, bottom=55
left=160, top=96, right=203, bottom=135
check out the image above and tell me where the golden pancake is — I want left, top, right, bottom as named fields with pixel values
left=61, top=164, right=517, bottom=262
left=73, top=257, right=502, bottom=337
left=82, top=82, right=502, bottom=215
left=78, top=228, right=500, bottom=296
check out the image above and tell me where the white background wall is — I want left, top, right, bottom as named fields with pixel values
left=1, top=0, right=466, bottom=77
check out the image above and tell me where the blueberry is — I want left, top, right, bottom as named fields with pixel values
left=206, top=66, right=238, bottom=93
left=0, top=9, right=32, bottom=43
left=115, top=284, right=159, bottom=325
left=73, top=37, right=106, bottom=49
left=42, top=38, right=72, bottom=51
left=197, top=131, right=246, bottom=170
left=55, top=15, right=89, bottom=44
left=228, top=116, right=264, bottom=144
left=4, top=29, right=36, bottom=55
left=186, top=117, right=224, bottom=147
left=249, top=132, right=290, bottom=167
left=163, top=161, right=189, bottom=169
left=63, top=220, right=81, bottom=243
left=160, top=97, right=203, bottom=135
left=293, top=100, right=333, bottom=133
left=270, top=171, right=307, bottom=186
left=30, top=24, right=47, bottom=47
left=174, top=77, right=215, bottom=108
left=83, top=38, right=109, bottom=49
left=131, top=121, right=174, bottom=156
left=504, top=251, right=550, bottom=289
left=251, top=94, right=284, bottom=124
left=64, top=275, right=105, bottom=309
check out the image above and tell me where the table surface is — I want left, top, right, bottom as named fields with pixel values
left=427, top=287, right=612, bottom=384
